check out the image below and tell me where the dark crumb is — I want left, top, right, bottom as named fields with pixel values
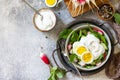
left=45, top=36, right=48, bottom=39
left=41, top=47, right=43, bottom=49
left=58, top=12, right=60, bottom=15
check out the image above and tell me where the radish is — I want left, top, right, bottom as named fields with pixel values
left=71, top=0, right=80, bottom=15
left=40, top=53, right=50, bottom=65
left=90, top=0, right=99, bottom=9
left=86, top=0, right=92, bottom=10
left=76, top=0, right=86, bottom=15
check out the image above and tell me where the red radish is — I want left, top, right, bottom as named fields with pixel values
left=92, top=27, right=104, bottom=35
left=77, top=0, right=86, bottom=15
left=77, top=0, right=85, bottom=3
left=40, top=53, right=50, bottom=65
left=90, top=0, right=99, bottom=9
left=67, top=44, right=72, bottom=50
left=72, top=0, right=80, bottom=15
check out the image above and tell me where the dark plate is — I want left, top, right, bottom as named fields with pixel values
left=56, top=19, right=114, bottom=76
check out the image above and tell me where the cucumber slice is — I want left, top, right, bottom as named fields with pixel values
left=101, top=43, right=108, bottom=50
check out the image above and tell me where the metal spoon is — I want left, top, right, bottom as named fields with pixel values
left=22, top=0, right=43, bottom=20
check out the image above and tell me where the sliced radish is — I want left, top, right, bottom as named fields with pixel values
left=97, top=30, right=104, bottom=35
left=103, top=52, right=107, bottom=59
left=67, top=44, right=72, bottom=51
left=93, top=27, right=98, bottom=32
left=79, top=61, right=86, bottom=66
left=93, top=27, right=104, bottom=35
left=96, top=62, right=102, bottom=66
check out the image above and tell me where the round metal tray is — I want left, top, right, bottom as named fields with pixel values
left=55, top=19, right=115, bottom=76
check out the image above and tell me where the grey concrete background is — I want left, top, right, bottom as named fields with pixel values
left=0, top=0, right=120, bottom=80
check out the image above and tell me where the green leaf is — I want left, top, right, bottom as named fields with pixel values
left=56, top=69, right=66, bottom=78
left=70, top=32, right=79, bottom=43
left=69, top=54, right=78, bottom=62
left=94, top=54, right=103, bottom=63
left=113, top=13, right=120, bottom=25
left=59, top=29, right=72, bottom=39
left=82, top=29, right=87, bottom=36
left=77, top=30, right=82, bottom=41
left=84, top=65, right=95, bottom=69
left=100, top=35, right=107, bottom=46
left=101, top=43, right=108, bottom=50
left=48, top=67, right=58, bottom=80
left=48, top=66, right=66, bottom=80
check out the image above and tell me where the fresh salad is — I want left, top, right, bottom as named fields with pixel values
left=59, top=25, right=108, bottom=69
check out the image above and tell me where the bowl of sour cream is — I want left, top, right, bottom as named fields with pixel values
left=33, top=8, right=56, bottom=32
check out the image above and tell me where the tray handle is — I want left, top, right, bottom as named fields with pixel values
left=52, top=48, right=71, bottom=73
left=99, top=22, right=119, bottom=46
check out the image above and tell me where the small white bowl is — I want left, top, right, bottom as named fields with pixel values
left=45, top=0, right=57, bottom=7
left=33, top=8, right=56, bottom=32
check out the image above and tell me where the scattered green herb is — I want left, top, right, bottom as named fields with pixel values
left=94, top=54, right=104, bottom=63
left=77, top=30, right=82, bottom=41
left=69, top=54, right=78, bottom=62
left=70, top=31, right=79, bottom=43
left=59, top=29, right=72, bottom=39
left=48, top=67, right=66, bottom=80
left=113, top=13, right=120, bottom=25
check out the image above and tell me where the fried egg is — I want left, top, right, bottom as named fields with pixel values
left=73, top=42, right=88, bottom=56
left=79, top=34, right=105, bottom=59
left=81, top=51, right=93, bottom=64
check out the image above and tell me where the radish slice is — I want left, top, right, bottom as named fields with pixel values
left=96, top=62, right=102, bottom=66
left=79, top=61, right=86, bottom=66
left=97, top=30, right=104, bottom=35
left=68, top=44, right=72, bottom=50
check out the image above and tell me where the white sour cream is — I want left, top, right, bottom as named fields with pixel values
left=34, top=9, right=56, bottom=31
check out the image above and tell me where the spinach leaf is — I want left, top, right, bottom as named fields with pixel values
left=69, top=54, right=78, bottom=62
left=70, top=31, right=79, bottom=43
left=59, top=29, right=72, bottom=39
left=113, top=13, right=120, bottom=25
left=84, top=65, right=95, bottom=69
left=77, top=30, right=82, bottom=41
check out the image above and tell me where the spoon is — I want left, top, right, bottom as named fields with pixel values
left=22, top=0, right=43, bottom=20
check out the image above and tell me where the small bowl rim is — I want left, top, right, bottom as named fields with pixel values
left=33, top=8, right=56, bottom=32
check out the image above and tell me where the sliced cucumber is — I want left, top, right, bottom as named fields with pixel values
left=101, top=43, right=108, bottom=50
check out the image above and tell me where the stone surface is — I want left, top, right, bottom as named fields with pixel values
left=0, top=0, right=119, bottom=80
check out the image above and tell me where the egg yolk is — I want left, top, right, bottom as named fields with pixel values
left=82, top=52, right=92, bottom=63
left=46, top=0, right=56, bottom=5
left=77, top=46, right=87, bottom=55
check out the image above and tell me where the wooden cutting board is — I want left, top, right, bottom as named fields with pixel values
left=64, top=0, right=109, bottom=17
